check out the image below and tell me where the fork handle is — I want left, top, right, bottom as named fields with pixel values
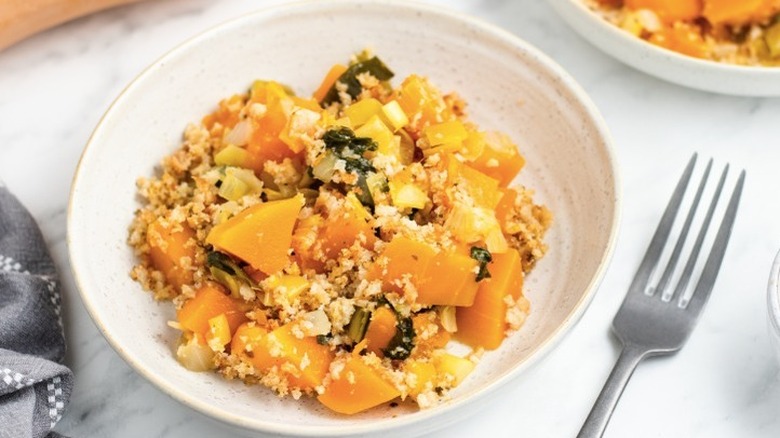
left=577, top=345, right=647, bottom=438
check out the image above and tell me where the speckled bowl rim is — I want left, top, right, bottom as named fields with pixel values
left=548, top=0, right=780, bottom=96
left=67, top=1, right=622, bottom=436
left=767, top=250, right=780, bottom=337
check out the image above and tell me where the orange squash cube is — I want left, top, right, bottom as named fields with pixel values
left=649, top=23, right=709, bottom=59
left=370, top=236, right=480, bottom=307
left=177, top=283, right=248, bottom=336
left=468, top=132, right=525, bottom=187
left=403, top=360, right=436, bottom=396
left=320, top=200, right=376, bottom=260
left=625, top=0, right=702, bottom=21
left=412, top=312, right=451, bottom=352
left=364, top=306, right=397, bottom=356
left=318, top=356, right=400, bottom=414
left=395, top=75, right=453, bottom=133
left=422, top=250, right=480, bottom=307
left=206, top=194, right=304, bottom=275
left=456, top=249, right=525, bottom=350
left=494, top=188, right=518, bottom=232
left=231, top=322, right=333, bottom=390
left=313, top=64, right=348, bottom=103
left=146, top=219, right=197, bottom=290
left=703, top=0, right=778, bottom=24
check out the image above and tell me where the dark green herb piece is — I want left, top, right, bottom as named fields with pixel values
left=207, top=251, right=239, bottom=275
left=347, top=307, right=371, bottom=343
left=470, top=246, right=493, bottom=282
left=321, top=56, right=394, bottom=105
left=383, top=315, right=415, bottom=360
left=316, top=334, right=333, bottom=346
left=206, top=251, right=256, bottom=295
left=320, top=127, right=379, bottom=209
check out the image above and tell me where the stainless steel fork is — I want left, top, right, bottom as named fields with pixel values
left=577, top=154, right=745, bottom=438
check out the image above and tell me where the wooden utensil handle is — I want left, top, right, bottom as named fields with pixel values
left=0, top=0, right=144, bottom=51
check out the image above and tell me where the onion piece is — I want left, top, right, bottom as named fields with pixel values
left=224, top=120, right=252, bottom=146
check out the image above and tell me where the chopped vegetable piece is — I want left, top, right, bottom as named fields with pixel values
left=313, top=64, right=348, bottom=102
left=625, top=0, right=701, bottom=21
left=370, top=237, right=480, bottom=307
left=383, top=314, right=415, bottom=360
left=344, top=98, right=383, bottom=127
left=318, top=356, right=401, bottom=414
left=177, top=334, right=216, bottom=372
left=433, top=353, right=475, bottom=386
left=215, top=144, right=251, bottom=167
left=206, top=313, right=232, bottom=351
left=423, top=120, right=468, bottom=147
left=468, top=132, right=525, bottom=187
left=403, top=360, right=436, bottom=396
left=456, top=249, right=525, bottom=350
left=146, top=219, right=196, bottom=290
left=322, top=56, right=394, bottom=105
left=470, top=246, right=493, bottom=282
left=232, top=322, right=333, bottom=390
left=177, top=283, right=248, bottom=336
left=206, top=194, right=304, bottom=274
left=347, top=307, right=371, bottom=343
left=380, top=100, right=409, bottom=132
left=364, top=306, right=397, bottom=356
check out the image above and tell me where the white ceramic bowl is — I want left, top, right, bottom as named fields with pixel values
left=767, top=250, right=780, bottom=357
left=68, top=1, right=621, bottom=436
left=548, top=0, right=780, bottom=96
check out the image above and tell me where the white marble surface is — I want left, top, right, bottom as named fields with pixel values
left=1, top=0, right=779, bottom=437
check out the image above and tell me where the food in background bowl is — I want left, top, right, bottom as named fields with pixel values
left=586, top=0, right=780, bottom=65
left=127, top=53, right=551, bottom=415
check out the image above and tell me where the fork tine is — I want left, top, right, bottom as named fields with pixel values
left=683, top=169, right=745, bottom=312
left=671, top=164, right=728, bottom=304
left=656, top=159, right=713, bottom=299
left=628, top=153, right=697, bottom=295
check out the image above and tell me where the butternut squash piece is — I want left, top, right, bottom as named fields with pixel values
left=403, top=360, right=436, bottom=396
left=320, top=201, right=376, bottom=260
left=239, top=81, right=302, bottom=172
left=146, top=219, right=196, bottom=289
left=232, top=322, right=333, bottom=390
left=206, top=194, right=304, bottom=275
left=423, top=120, right=468, bottom=146
left=494, top=188, right=518, bottom=232
left=291, top=214, right=326, bottom=273
left=177, top=283, right=248, bottom=336
left=625, top=0, right=702, bottom=21
left=364, top=306, right=397, bottom=356
left=318, top=356, right=401, bottom=414
left=412, top=312, right=451, bottom=353
left=370, top=236, right=435, bottom=292
left=422, top=250, right=480, bottom=307
left=206, top=313, right=232, bottom=350
left=456, top=249, right=525, bottom=350
left=313, top=64, right=348, bottom=103
left=649, top=23, right=709, bottom=59
left=468, top=132, right=525, bottom=187
left=395, top=75, right=453, bottom=133
left=433, top=353, right=475, bottom=387
left=703, top=0, right=779, bottom=24
left=370, top=237, right=480, bottom=307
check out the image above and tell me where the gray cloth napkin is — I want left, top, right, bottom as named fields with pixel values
left=0, top=184, right=72, bottom=438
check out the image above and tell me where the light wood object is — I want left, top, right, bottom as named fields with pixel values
left=0, top=0, right=145, bottom=51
